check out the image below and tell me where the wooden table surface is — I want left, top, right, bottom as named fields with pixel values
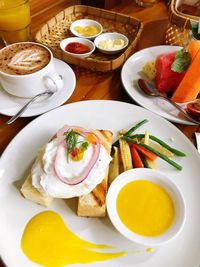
left=0, top=0, right=199, bottom=266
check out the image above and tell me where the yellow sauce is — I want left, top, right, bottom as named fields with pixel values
left=116, top=180, right=174, bottom=237
left=74, top=25, right=100, bottom=37
left=21, top=211, right=125, bottom=267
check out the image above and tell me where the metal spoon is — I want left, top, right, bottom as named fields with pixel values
left=6, top=91, right=54, bottom=125
left=6, top=74, right=63, bottom=125
left=138, top=79, right=200, bottom=125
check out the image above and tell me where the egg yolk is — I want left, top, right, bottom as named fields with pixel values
left=116, top=180, right=174, bottom=237
left=21, top=211, right=125, bottom=267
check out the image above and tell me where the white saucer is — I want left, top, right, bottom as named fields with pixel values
left=0, top=58, right=76, bottom=117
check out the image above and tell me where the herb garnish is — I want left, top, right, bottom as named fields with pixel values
left=65, top=130, right=89, bottom=161
left=171, top=49, right=191, bottom=73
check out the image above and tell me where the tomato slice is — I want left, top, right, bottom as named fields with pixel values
left=186, top=101, right=200, bottom=119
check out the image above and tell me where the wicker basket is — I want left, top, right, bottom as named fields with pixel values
left=165, top=0, right=199, bottom=46
left=35, top=5, right=143, bottom=72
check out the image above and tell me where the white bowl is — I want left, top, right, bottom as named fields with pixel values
left=94, top=32, right=129, bottom=54
left=106, top=168, right=186, bottom=247
left=70, top=19, right=103, bottom=40
left=60, top=37, right=95, bottom=58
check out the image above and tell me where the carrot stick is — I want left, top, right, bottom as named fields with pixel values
left=129, top=143, right=157, bottom=161
left=171, top=49, right=200, bottom=103
left=187, top=40, right=200, bottom=60
left=130, top=146, right=144, bottom=168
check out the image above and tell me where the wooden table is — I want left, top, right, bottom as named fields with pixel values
left=0, top=0, right=199, bottom=266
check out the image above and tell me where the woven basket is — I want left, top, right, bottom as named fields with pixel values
left=165, top=0, right=199, bottom=46
left=35, top=5, right=143, bottom=72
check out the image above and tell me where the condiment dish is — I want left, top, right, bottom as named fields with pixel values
left=60, top=37, right=95, bottom=58
left=70, top=19, right=103, bottom=40
left=94, top=32, right=129, bottom=54
left=106, top=168, right=186, bottom=247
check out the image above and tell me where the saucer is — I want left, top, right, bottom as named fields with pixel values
left=0, top=58, right=76, bottom=117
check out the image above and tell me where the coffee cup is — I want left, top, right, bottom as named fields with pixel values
left=0, top=42, right=63, bottom=98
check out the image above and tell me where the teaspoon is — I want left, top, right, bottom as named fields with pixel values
left=138, top=79, right=200, bottom=125
left=6, top=90, right=54, bottom=125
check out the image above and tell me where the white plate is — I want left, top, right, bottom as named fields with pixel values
left=0, top=58, right=76, bottom=117
left=121, top=45, right=195, bottom=125
left=0, top=100, right=200, bottom=267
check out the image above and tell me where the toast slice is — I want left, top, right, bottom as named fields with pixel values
left=21, top=175, right=53, bottom=207
left=77, top=129, right=113, bottom=217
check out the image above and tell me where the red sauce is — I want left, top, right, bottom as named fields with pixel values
left=65, top=42, right=90, bottom=54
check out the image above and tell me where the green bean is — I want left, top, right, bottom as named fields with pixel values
left=139, top=153, right=151, bottom=169
left=122, top=136, right=182, bottom=171
left=112, top=119, right=148, bottom=148
left=130, top=134, right=186, bottom=157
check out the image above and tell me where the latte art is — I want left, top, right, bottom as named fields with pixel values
left=0, top=43, right=50, bottom=75
left=8, top=49, right=47, bottom=72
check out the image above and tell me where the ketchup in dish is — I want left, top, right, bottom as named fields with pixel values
left=65, top=42, right=90, bottom=54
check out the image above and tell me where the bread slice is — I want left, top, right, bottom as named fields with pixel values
left=77, top=129, right=113, bottom=218
left=21, top=175, right=53, bottom=207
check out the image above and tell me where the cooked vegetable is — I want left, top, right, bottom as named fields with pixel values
left=139, top=153, right=151, bottom=168
left=130, top=134, right=186, bottom=157
left=112, top=119, right=148, bottom=149
left=119, top=137, right=133, bottom=171
left=130, top=145, right=144, bottom=168
left=108, top=146, right=120, bottom=184
left=129, top=143, right=157, bottom=161
left=124, top=119, right=148, bottom=137
left=142, top=131, right=159, bottom=169
left=123, top=136, right=182, bottom=171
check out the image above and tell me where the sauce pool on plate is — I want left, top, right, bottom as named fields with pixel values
left=116, top=180, right=175, bottom=237
left=21, top=210, right=125, bottom=267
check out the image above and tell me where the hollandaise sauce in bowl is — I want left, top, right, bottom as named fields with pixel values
left=106, top=169, right=186, bottom=247
left=70, top=19, right=103, bottom=40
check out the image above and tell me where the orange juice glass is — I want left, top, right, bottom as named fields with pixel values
left=0, top=0, right=31, bottom=45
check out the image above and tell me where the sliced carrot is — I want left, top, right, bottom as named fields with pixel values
left=187, top=40, right=200, bottom=60
left=129, top=143, right=157, bottom=161
left=171, top=49, right=200, bottom=103
left=130, top=146, right=144, bottom=168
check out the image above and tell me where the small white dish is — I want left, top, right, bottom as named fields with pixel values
left=94, top=32, right=129, bottom=54
left=70, top=19, right=103, bottom=40
left=60, top=37, right=95, bottom=58
left=0, top=58, right=76, bottom=117
left=106, top=168, right=186, bottom=247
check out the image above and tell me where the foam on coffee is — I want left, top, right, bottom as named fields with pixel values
left=0, top=43, right=51, bottom=75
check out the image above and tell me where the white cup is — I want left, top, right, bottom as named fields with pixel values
left=0, top=42, right=63, bottom=98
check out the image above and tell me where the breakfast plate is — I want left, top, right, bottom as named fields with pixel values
left=0, top=58, right=76, bottom=117
left=121, top=45, right=196, bottom=125
left=0, top=100, right=200, bottom=267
